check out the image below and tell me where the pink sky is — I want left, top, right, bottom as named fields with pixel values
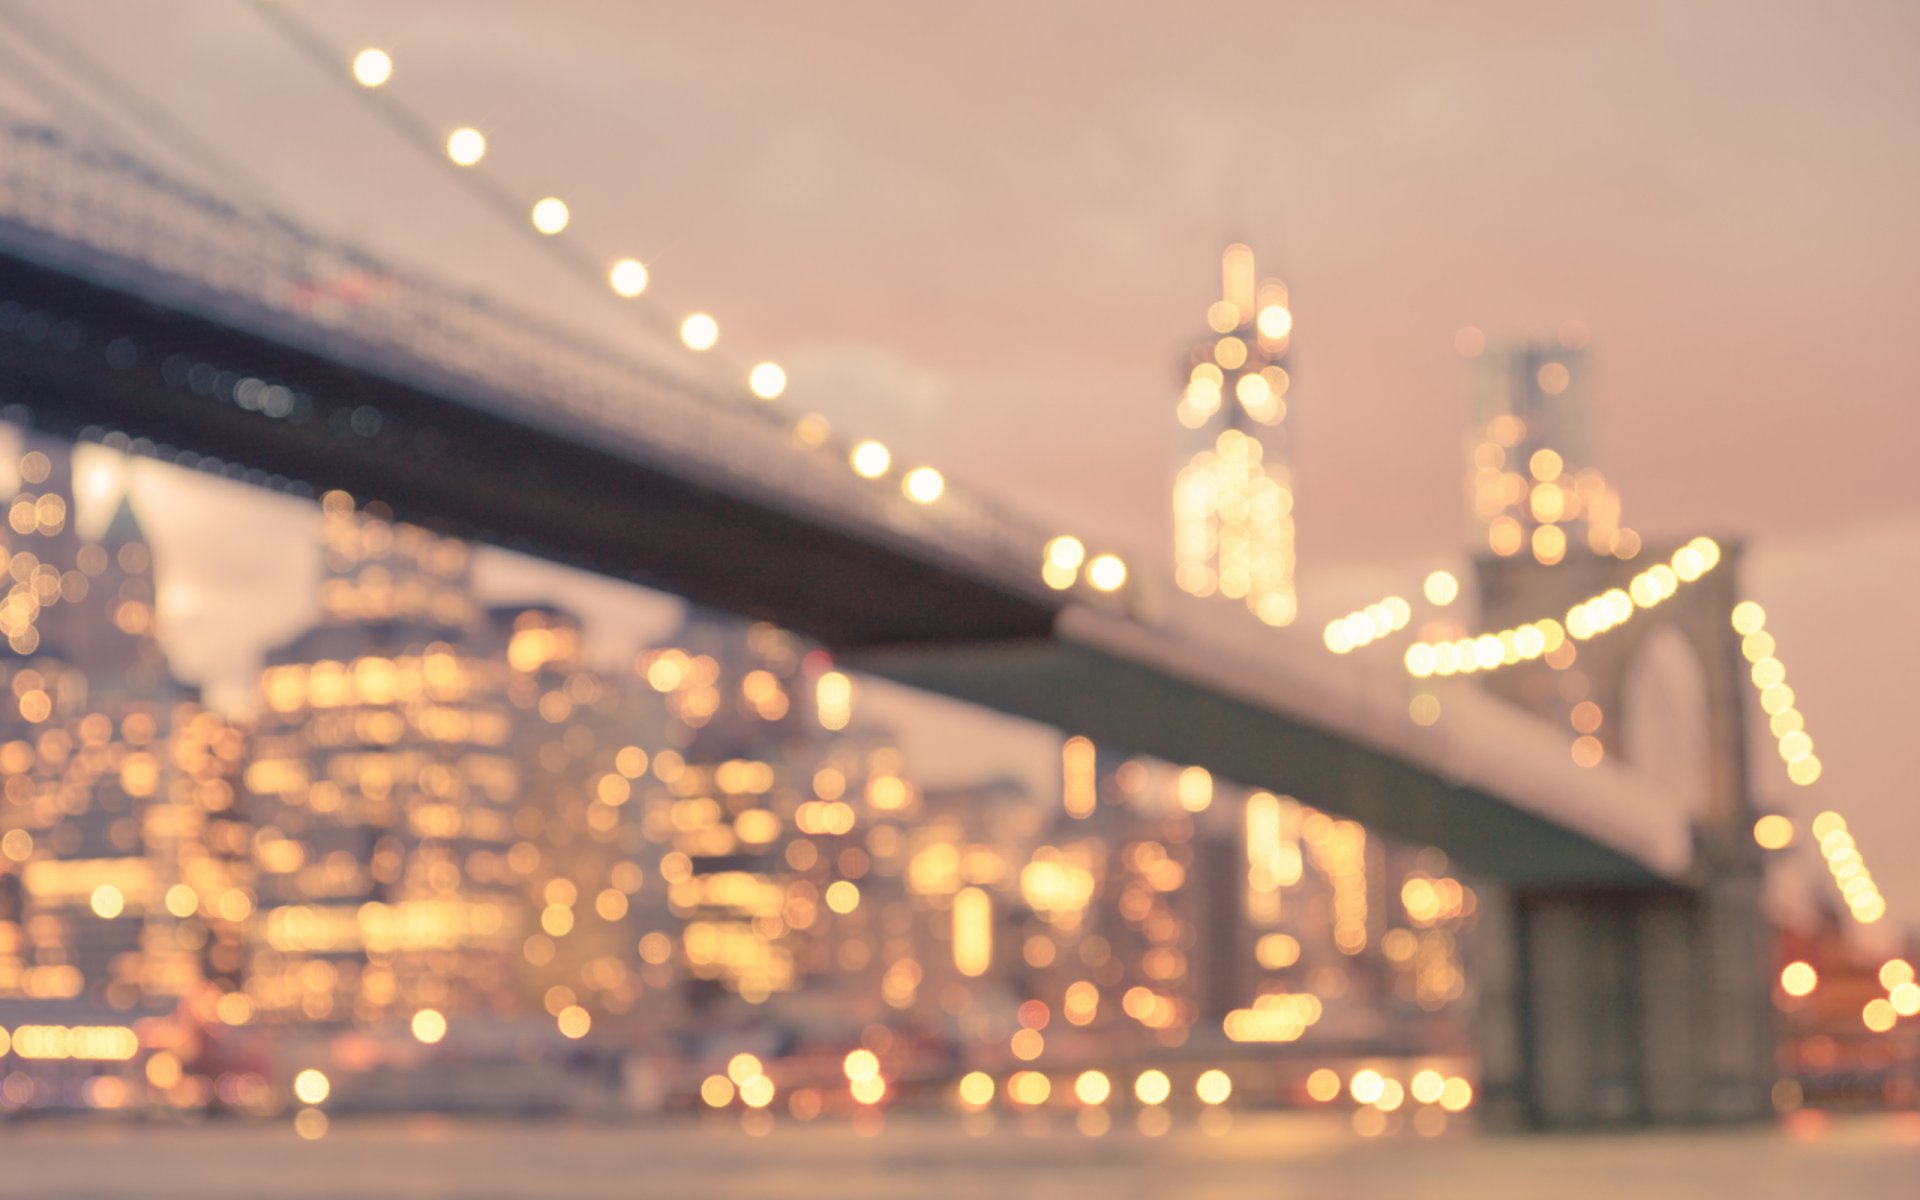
left=4, top=1, right=1914, bottom=938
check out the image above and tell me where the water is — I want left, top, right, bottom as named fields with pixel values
left=3, top=1110, right=1916, bottom=1198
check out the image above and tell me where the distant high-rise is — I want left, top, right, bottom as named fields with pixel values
left=1172, top=244, right=1298, bottom=627
left=1464, top=332, right=1638, bottom=565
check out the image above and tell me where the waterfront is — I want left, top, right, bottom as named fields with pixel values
left=4, top=1111, right=1918, bottom=1199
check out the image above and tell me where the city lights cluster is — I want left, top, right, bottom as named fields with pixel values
left=1810, top=811, right=1886, bottom=925
left=336, top=44, right=1131, bottom=600
left=1321, top=595, right=1410, bottom=655
left=1729, top=602, right=1822, bottom=788
left=1402, top=537, right=1722, bottom=679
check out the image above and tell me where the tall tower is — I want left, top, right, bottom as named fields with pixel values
left=1172, top=244, right=1298, bottom=627
left=1465, top=337, right=1637, bottom=566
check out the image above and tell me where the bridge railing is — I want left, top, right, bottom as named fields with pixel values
left=0, top=122, right=1143, bottom=618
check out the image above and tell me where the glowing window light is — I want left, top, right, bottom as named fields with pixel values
left=748, top=362, right=786, bottom=399
left=446, top=127, right=486, bottom=166
left=902, top=467, right=945, bottom=504
left=1086, top=554, right=1127, bottom=592
left=952, top=886, right=992, bottom=977
left=292, top=1069, right=331, bottom=1105
left=849, top=440, right=891, bottom=479
left=1062, top=735, right=1097, bottom=818
left=351, top=49, right=393, bottom=88
left=530, top=197, right=570, bottom=235
left=609, top=258, right=649, bottom=297
left=679, top=313, right=719, bottom=351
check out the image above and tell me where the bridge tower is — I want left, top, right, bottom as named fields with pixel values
left=1464, top=339, right=1776, bottom=1126
left=1170, top=245, right=1299, bottom=628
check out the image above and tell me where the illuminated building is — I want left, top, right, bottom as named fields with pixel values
left=0, top=434, right=248, bottom=1019
left=1465, top=335, right=1638, bottom=563
left=1172, top=243, right=1298, bottom=627
left=244, top=494, right=526, bottom=1027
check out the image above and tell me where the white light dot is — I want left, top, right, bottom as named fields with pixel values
left=748, top=362, right=787, bottom=400
left=609, top=258, right=649, bottom=297
left=531, top=197, right=570, bottom=235
left=1087, top=554, right=1127, bottom=592
left=352, top=49, right=393, bottom=88
left=849, top=441, right=891, bottom=479
left=446, top=127, right=486, bottom=166
left=903, top=467, right=944, bottom=504
left=680, top=313, right=718, bottom=351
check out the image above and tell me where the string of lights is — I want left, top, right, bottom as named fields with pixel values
left=1401, top=536, right=1723, bottom=679
left=238, top=9, right=1134, bottom=598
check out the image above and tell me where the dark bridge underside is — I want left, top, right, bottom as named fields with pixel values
left=0, top=245, right=1058, bottom=650
left=854, top=637, right=1668, bottom=888
left=0, top=243, right=1673, bottom=889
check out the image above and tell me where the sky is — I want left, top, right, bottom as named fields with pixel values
left=1, top=1, right=1915, bottom=939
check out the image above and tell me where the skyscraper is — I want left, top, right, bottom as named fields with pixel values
left=1464, top=333, right=1639, bottom=565
left=1172, top=244, right=1298, bottom=627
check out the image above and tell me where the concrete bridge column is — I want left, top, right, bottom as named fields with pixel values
left=1473, top=869, right=1775, bottom=1128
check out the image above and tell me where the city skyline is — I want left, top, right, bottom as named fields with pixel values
left=0, top=2, right=1910, bottom=949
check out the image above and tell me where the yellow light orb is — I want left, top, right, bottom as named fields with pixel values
left=1890, top=982, right=1920, bottom=1018
left=902, top=467, right=945, bottom=504
left=739, top=1074, right=775, bottom=1108
left=351, top=48, right=393, bottom=88
left=608, top=257, right=649, bottom=298
left=728, top=1053, right=764, bottom=1085
left=1046, top=535, right=1086, bottom=572
left=1133, top=1069, right=1171, bottom=1106
left=1880, top=959, right=1916, bottom=990
left=1731, top=600, right=1767, bottom=636
left=747, top=362, right=786, bottom=400
left=1528, top=448, right=1564, bottom=482
left=1305, top=1068, right=1341, bottom=1102
left=701, top=1074, right=735, bottom=1107
left=1423, top=570, right=1459, bottom=606
left=292, top=1068, right=331, bottom=1106
left=90, top=884, right=124, bottom=919
left=410, top=1008, right=447, bottom=1045
left=1349, top=1069, right=1385, bottom=1105
left=1073, top=1070, right=1112, bottom=1106
left=679, top=313, right=719, bottom=351
left=1438, top=1077, right=1474, bottom=1112
left=1780, top=961, right=1818, bottom=997
left=446, top=127, right=486, bottom=166
left=1087, top=554, right=1127, bottom=593
left=849, top=440, right=891, bottom=479
left=958, top=1071, right=996, bottom=1110
left=556, top=1004, right=591, bottom=1039
left=530, top=197, right=570, bottom=235
left=1410, top=1069, right=1445, bottom=1105
left=1752, top=814, right=1794, bottom=850
left=843, top=1048, right=880, bottom=1082
left=824, top=880, right=861, bottom=913
left=850, top=1075, right=887, bottom=1105
left=1206, top=300, right=1240, bottom=333
left=1194, top=1068, right=1231, bottom=1106
left=1256, top=304, right=1293, bottom=341
left=1863, top=998, right=1897, bottom=1033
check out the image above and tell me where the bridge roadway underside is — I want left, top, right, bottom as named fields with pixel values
left=1, top=244, right=1664, bottom=891
left=0, top=247, right=1058, bottom=650
left=856, top=636, right=1666, bottom=890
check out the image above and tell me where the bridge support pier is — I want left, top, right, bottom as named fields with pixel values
left=1473, top=867, right=1775, bottom=1129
